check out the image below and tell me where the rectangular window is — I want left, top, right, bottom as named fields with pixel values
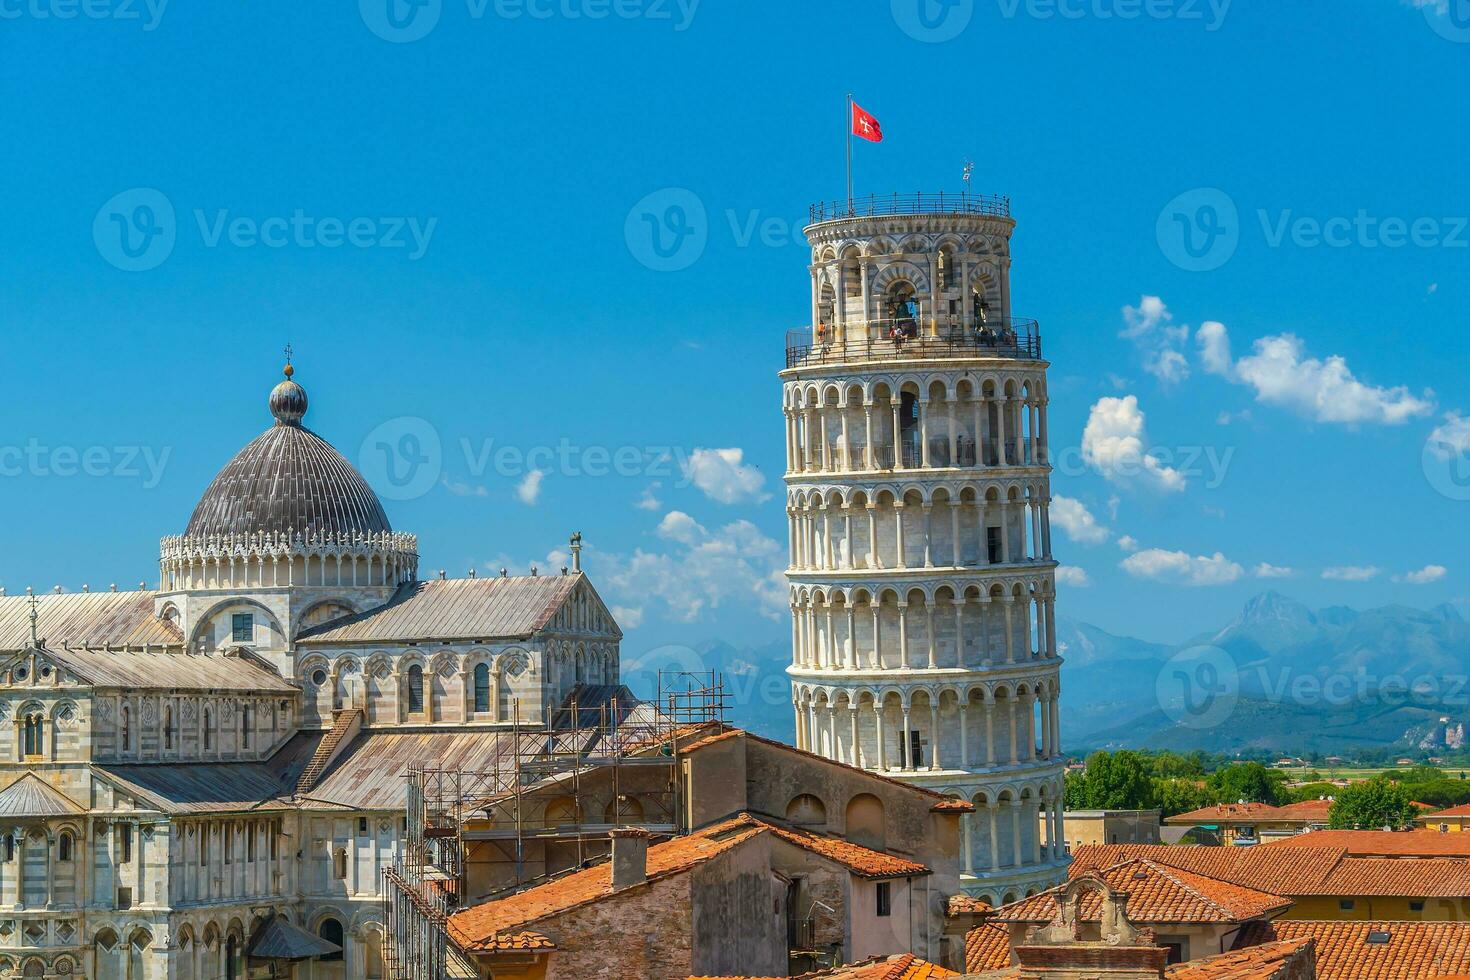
left=116, top=887, right=132, bottom=910
left=247, top=827, right=257, bottom=862
left=232, top=613, right=254, bottom=643
left=358, top=818, right=369, bottom=837
left=1339, top=900, right=1355, bottom=911
left=908, top=730, right=924, bottom=769
left=876, top=881, right=892, bottom=918
left=118, top=825, right=133, bottom=864
left=224, top=825, right=233, bottom=865
left=270, top=820, right=280, bottom=861
left=1410, top=900, right=1426, bottom=913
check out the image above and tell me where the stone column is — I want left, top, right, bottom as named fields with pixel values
left=959, top=700, right=970, bottom=769
left=1008, top=699, right=1019, bottom=764
left=962, top=813, right=975, bottom=874
left=845, top=606, right=857, bottom=669
left=866, top=506, right=879, bottom=569
left=864, top=405, right=875, bottom=469
left=988, top=804, right=1001, bottom=872
left=921, top=504, right=934, bottom=568
left=897, top=605, right=910, bottom=669
left=919, top=399, right=931, bottom=468
left=900, top=702, right=913, bottom=771
left=873, top=702, right=886, bottom=770
left=928, top=701, right=941, bottom=771
left=954, top=597, right=966, bottom=669
left=1002, top=599, right=1016, bottom=664
left=925, top=604, right=937, bottom=669
left=950, top=501, right=962, bottom=566
left=892, top=401, right=904, bottom=470
left=1011, top=800, right=1024, bottom=869
left=894, top=503, right=907, bottom=568
left=871, top=603, right=883, bottom=669
left=984, top=696, right=996, bottom=765
left=849, top=707, right=861, bottom=768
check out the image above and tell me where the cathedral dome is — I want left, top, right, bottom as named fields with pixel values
left=184, top=367, right=392, bottom=539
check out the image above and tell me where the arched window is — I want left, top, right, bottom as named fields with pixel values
left=845, top=793, right=887, bottom=850
left=542, top=797, right=580, bottom=828
left=163, top=706, right=175, bottom=750
left=333, top=848, right=348, bottom=880
left=58, top=831, right=73, bottom=863
left=119, top=705, right=130, bottom=753
left=225, top=935, right=240, bottom=980
left=22, top=715, right=43, bottom=758
left=473, top=663, right=490, bottom=714
left=128, top=928, right=152, bottom=980
left=317, top=919, right=344, bottom=962
left=407, top=665, right=424, bottom=713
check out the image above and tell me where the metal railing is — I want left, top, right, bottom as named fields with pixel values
left=786, top=317, right=1041, bottom=369
left=809, top=192, right=1012, bottom=224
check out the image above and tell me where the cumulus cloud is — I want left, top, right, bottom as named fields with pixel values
left=635, top=482, right=663, bottom=511
left=1198, top=322, right=1433, bottom=425
left=1395, top=565, right=1447, bottom=585
left=683, top=448, right=769, bottom=505
left=1253, top=563, right=1296, bottom=579
left=1120, top=549, right=1244, bottom=587
left=1055, top=566, right=1092, bottom=587
left=1426, top=413, right=1470, bottom=463
left=1116, top=535, right=1139, bottom=553
left=516, top=469, right=545, bottom=505
left=1122, top=295, right=1191, bottom=384
left=601, top=513, right=787, bottom=623
left=1081, top=396, right=1186, bottom=492
left=1322, top=565, right=1381, bottom=582
left=1051, top=495, right=1109, bottom=545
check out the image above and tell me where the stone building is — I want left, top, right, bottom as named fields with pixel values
left=0, top=366, right=624, bottom=979
left=781, top=194, right=1066, bottom=904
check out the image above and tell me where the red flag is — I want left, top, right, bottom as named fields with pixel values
left=851, top=102, right=883, bottom=143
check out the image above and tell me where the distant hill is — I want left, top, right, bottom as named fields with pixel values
left=708, top=592, right=1470, bottom=755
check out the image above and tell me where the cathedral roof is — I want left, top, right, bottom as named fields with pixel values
left=26, top=646, right=297, bottom=694
left=296, top=574, right=592, bottom=645
left=184, top=367, right=392, bottom=540
left=0, top=773, right=86, bottom=818
left=0, top=591, right=179, bottom=653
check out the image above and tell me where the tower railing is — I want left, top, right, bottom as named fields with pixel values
left=786, top=317, right=1041, bottom=369
left=808, top=192, right=1012, bottom=224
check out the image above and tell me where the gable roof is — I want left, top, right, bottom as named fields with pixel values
left=0, top=590, right=180, bottom=652
left=95, top=731, right=322, bottom=814
left=0, top=773, right=85, bottom=817
left=296, top=574, right=596, bottom=644
left=989, top=858, right=1291, bottom=925
left=448, top=813, right=929, bottom=953
left=1234, top=920, right=1470, bottom=980
left=17, top=646, right=297, bottom=693
left=1166, top=800, right=1330, bottom=826
left=1071, top=843, right=1470, bottom=899
left=448, top=815, right=766, bottom=951
left=1167, top=938, right=1314, bottom=980
left=1260, top=828, right=1470, bottom=858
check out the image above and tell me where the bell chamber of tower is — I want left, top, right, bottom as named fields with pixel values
left=781, top=194, right=1067, bottom=903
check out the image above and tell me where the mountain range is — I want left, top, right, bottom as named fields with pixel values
left=695, top=592, right=1470, bottom=755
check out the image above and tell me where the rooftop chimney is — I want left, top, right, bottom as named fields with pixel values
left=609, top=828, right=650, bottom=891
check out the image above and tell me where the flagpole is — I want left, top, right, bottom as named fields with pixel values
left=846, top=93, right=853, bottom=215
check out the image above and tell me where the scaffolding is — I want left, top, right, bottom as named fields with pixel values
left=383, top=671, right=729, bottom=980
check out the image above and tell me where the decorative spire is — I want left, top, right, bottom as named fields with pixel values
left=26, top=587, right=38, bottom=648
left=269, top=351, right=309, bottom=426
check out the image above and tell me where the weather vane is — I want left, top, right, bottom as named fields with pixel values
left=284, top=343, right=294, bottom=365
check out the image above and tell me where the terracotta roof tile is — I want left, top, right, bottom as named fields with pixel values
left=1168, top=938, right=1314, bottom=980
left=1261, top=829, right=1470, bottom=858
left=947, top=894, right=992, bottom=917
left=690, top=954, right=958, bottom=980
left=1420, top=802, right=1470, bottom=820
left=989, top=859, right=1290, bottom=925
left=482, top=932, right=555, bottom=951
left=1166, top=801, right=1329, bottom=826
left=449, top=813, right=929, bottom=952
left=1235, top=920, right=1470, bottom=980
left=965, top=921, right=1013, bottom=974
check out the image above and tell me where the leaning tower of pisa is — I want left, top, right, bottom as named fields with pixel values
left=782, top=193, right=1067, bottom=902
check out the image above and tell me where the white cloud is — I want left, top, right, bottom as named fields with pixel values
left=1122, top=295, right=1191, bottom=384
left=1395, top=565, right=1447, bottom=585
left=1081, top=396, right=1186, bottom=493
left=1120, top=549, right=1244, bottom=587
left=610, top=605, right=645, bottom=629
left=1253, top=563, right=1296, bottom=579
left=635, top=482, right=663, bottom=511
left=683, top=448, right=769, bottom=505
left=1426, top=413, right=1470, bottom=462
left=1116, top=535, right=1139, bottom=553
left=441, top=476, right=488, bottom=498
left=1198, top=322, right=1433, bottom=425
left=1051, top=495, right=1109, bottom=545
left=1055, top=566, right=1092, bottom=587
left=1428, top=282, right=1439, bottom=295
left=516, top=469, right=545, bottom=505
left=1322, top=565, right=1381, bottom=582
left=601, top=514, right=786, bottom=623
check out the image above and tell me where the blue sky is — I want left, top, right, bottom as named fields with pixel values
left=2, top=0, right=1469, bottom=661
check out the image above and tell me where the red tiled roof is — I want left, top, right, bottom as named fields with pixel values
left=691, top=954, right=958, bottom=980
left=449, top=813, right=930, bottom=951
left=947, top=894, right=992, bottom=917
left=480, top=932, right=555, bottom=951
left=989, top=859, right=1291, bottom=925
left=1070, top=844, right=1470, bottom=898
left=1166, top=801, right=1329, bottom=826
left=965, top=921, right=1014, bottom=974
left=1168, top=938, right=1314, bottom=980
left=930, top=798, right=976, bottom=813
left=1262, top=829, right=1470, bottom=858
left=1235, top=921, right=1470, bottom=980
left=1419, top=802, right=1470, bottom=820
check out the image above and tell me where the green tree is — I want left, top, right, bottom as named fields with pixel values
left=1074, top=751, right=1156, bottom=809
left=1206, top=762, right=1287, bottom=806
left=1328, top=776, right=1418, bottom=830
left=1288, top=782, right=1340, bottom=804
left=1154, top=778, right=1211, bottom=818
